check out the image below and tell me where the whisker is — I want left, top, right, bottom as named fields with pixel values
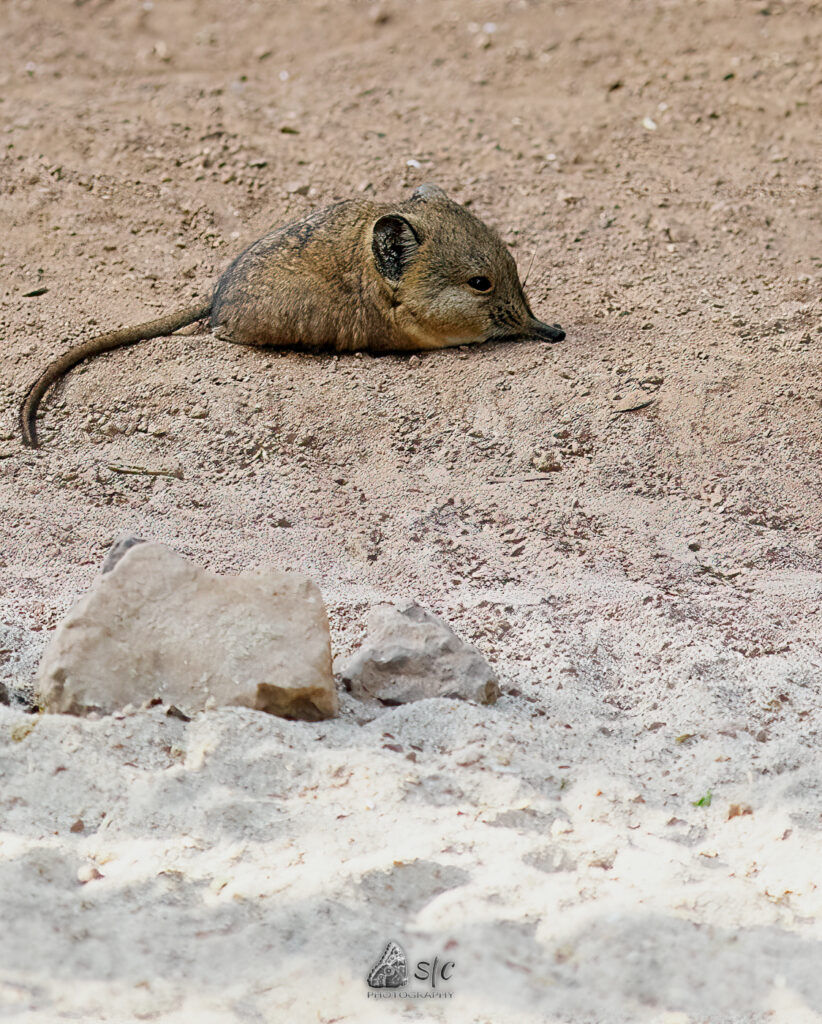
left=523, top=246, right=539, bottom=288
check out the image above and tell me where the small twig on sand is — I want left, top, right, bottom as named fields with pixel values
left=486, top=475, right=556, bottom=483
left=108, top=462, right=183, bottom=480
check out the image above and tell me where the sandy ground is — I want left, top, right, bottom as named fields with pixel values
left=2, top=0, right=822, bottom=1021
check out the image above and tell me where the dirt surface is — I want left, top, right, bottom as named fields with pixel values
left=1, top=0, right=822, bottom=1021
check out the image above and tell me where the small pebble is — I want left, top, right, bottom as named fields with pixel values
left=728, top=803, right=753, bottom=820
left=614, top=391, right=655, bottom=413
left=77, top=864, right=104, bottom=884
left=368, top=3, right=390, bottom=23
left=531, top=451, right=562, bottom=472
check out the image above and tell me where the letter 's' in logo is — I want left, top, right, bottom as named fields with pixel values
left=367, top=940, right=408, bottom=989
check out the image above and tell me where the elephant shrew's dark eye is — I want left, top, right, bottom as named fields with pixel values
left=468, top=276, right=493, bottom=292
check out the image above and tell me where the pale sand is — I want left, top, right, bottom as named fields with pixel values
left=2, top=0, right=821, bottom=1019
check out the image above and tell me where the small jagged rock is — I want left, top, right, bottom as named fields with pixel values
left=101, top=534, right=145, bottom=574
left=77, top=864, right=104, bottom=884
left=614, top=390, right=655, bottom=413
left=37, top=542, right=337, bottom=721
left=340, top=600, right=499, bottom=705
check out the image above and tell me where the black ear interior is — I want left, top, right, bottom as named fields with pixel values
left=372, top=215, right=420, bottom=282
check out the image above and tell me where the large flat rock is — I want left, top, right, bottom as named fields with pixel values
left=37, top=543, right=337, bottom=720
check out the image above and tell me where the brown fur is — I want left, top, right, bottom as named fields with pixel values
left=20, top=185, right=564, bottom=447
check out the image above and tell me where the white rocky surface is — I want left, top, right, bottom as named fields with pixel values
left=2, top=596, right=821, bottom=1023
left=339, top=600, right=500, bottom=705
left=36, top=543, right=337, bottom=721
